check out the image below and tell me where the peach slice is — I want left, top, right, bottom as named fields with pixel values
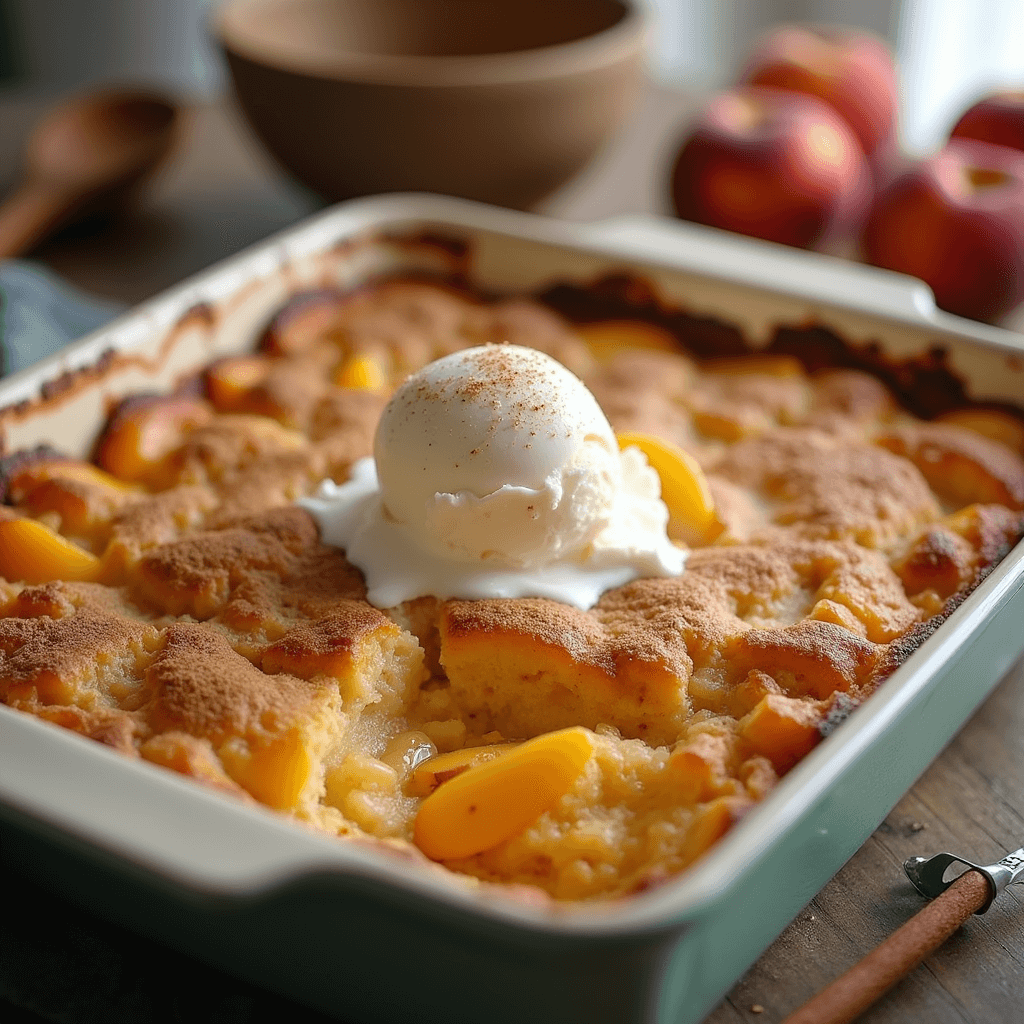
left=408, top=742, right=519, bottom=798
left=219, top=732, right=312, bottom=811
left=877, top=423, right=1024, bottom=509
left=936, top=408, right=1024, bottom=456
left=206, top=356, right=271, bottom=412
left=413, top=727, right=594, bottom=861
left=616, top=431, right=716, bottom=538
left=0, top=518, right=100, bottom=584
left=737, top=693, right=822, bottom=770
left=334, top=353, right=388, bottom=393
left=261, top=290, right=346, bottom=356
left=575, top=321, right=678, bottom=363
left=6, top=461, right=140, bottom=535
left=703, top=354, right=805, bottom=378
left=678, top=795, right=750, bottom=866
left=668, top=731, right=734, bottom=803
left=691, top=408, right=760, bottom=442
left=8, top=460, right=139, bottom=499
left=96, top=397, right=212, bottom=486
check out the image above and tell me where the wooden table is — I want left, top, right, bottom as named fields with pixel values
left=1, top=84, right=1023, bottom=1024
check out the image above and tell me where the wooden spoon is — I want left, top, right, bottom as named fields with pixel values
left=0, top=89, right=179, bottom=260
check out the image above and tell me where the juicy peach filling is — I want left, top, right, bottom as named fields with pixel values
left=414, top=728, right=595, bottom=861
left=616, top=431, right=718, bottom=543
left=1, top=284, right=1022, bottom=900
left=0, top=518, right=101, bottom=584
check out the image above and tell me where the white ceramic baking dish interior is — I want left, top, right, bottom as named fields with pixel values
left=1, top=195, right=1023, bottom=1024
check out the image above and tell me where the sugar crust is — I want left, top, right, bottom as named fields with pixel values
left=1, top=280, right=1022, bottom=901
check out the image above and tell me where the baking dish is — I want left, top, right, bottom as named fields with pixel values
left=1, top=194, right=1023, bottom=1024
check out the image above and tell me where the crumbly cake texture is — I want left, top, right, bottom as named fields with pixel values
left=2, top=280, right=1023, bottom=902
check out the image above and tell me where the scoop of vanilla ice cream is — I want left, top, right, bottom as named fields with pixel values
left=374, top=345, right=620, bottom=566
left=299, top=343, right=686, bottom=610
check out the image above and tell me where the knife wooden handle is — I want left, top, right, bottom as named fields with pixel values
left=781, top=869, right=992, bottom=1024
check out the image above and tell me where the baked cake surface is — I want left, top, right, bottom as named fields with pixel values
left=2, top=279, right=1022, bottom=901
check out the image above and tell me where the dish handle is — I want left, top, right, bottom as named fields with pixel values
left=578, top=214, right=940, bottom=328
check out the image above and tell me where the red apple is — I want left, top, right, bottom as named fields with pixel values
left=950, top=91, right=1024, bottom=153
left=671, top=87, right=872, bottom=250
left=861, top=139, right=1024, bottom=322
left=741, top=25, right=898, bottom=160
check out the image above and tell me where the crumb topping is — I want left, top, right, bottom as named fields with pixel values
left=147, top=623, right=324, bottom=741
left=2, top=279, right=1022, bottom=902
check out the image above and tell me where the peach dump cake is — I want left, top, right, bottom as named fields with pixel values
left=1, top=279, right=1022, bottom=902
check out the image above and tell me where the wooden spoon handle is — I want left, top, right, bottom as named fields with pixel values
left=0, top=180, right=75, bottom=260
left=781, top=869, right=992, bottom=1024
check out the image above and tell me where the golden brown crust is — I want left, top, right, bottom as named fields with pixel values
left=443, top=596, right=611, bottom=669
left=1, top=278, right=1022, bottom=901
left=105, top=485, right=218, bottom=570
left=0, top=597, right=155, bottom=708
left=689, top=367, right=811, bottom=439
left=807, top=368, right=897, bottom=430
left=132, top=506, right=319, bottom=618
left=710, top=428, right=940, bottom=547
left=585, top=348, right=696, bottom=404
left=146, top=623, right=323, bottom=742
left=480, top=299, right=594, bottom=375
left=323, top=280, right=486, bottom=375
left=261, top=606, right=397, bottom=679
left=308, top=389, right=388, bottom=447
left=877, top=422, right=1024, bottom=510
left=438, top=539, right=919, bottom=737
left=729, top=620, right=878, bottom=700
left=139, top=731, right=253, bottom=796
left=33, top=704, right=144, bottom=755
left=206, top=355, right=332, bottom=430
left=159, top=414, right=308, bottom=487
left=895, top=525, right=975, bottom=600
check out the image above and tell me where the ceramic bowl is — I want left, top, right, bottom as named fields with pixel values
left=214, top=0, right=645, bottom=210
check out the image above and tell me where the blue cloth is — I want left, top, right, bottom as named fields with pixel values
left=0, top=260, right=124, bottom=375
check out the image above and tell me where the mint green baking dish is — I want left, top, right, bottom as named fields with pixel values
left=1, top=195, right=1023, bottom=1024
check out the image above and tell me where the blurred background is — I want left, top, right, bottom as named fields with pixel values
left=0, top=0, right=1023, bottom=352
left=648, top=0, right=1024, bottom=154
left=3, top=0, right=1023, bottom=152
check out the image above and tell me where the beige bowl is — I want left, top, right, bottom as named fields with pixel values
left=214, top=0, right=645, bottom=210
